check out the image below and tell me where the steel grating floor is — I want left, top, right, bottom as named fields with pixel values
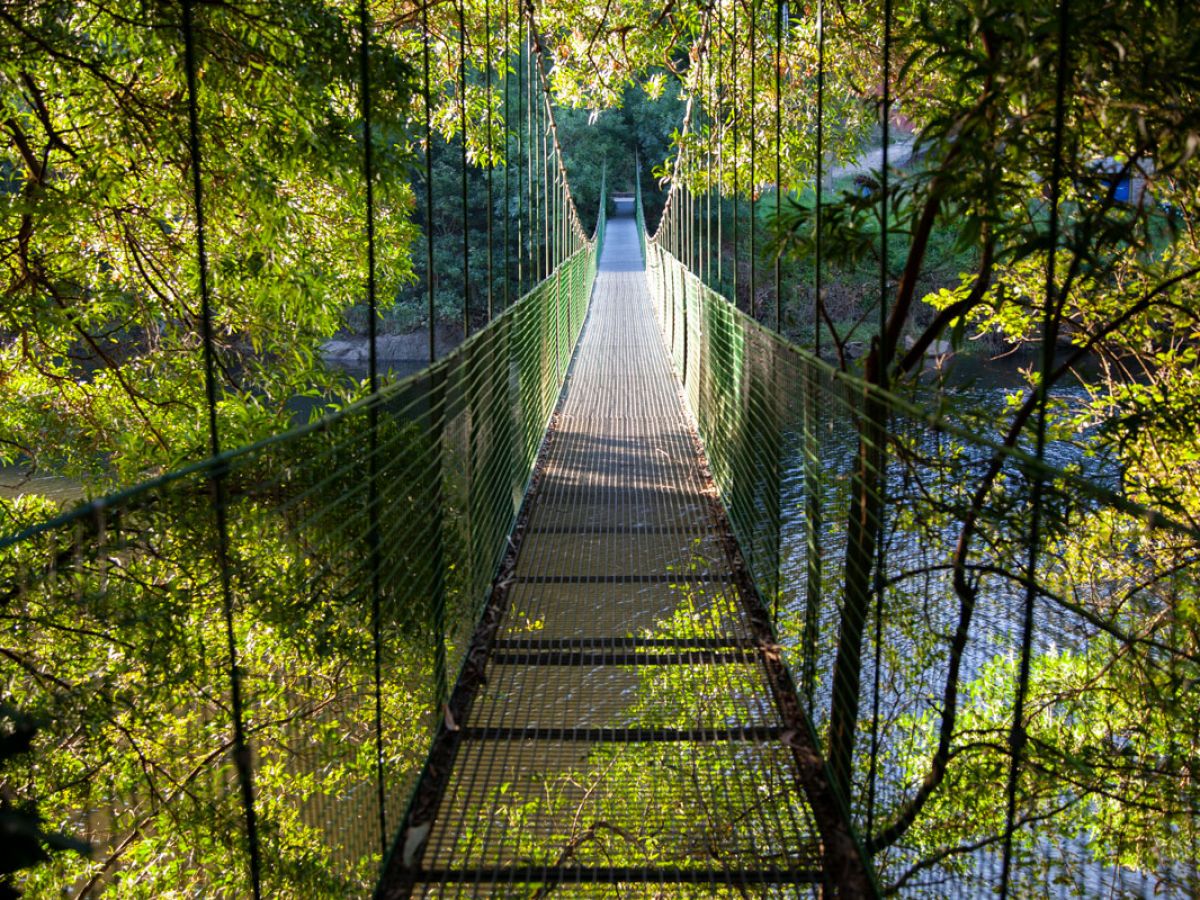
left=390, top=213, right=824, bottom=897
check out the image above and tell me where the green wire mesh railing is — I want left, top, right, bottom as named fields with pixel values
left=641, top=186, right=1200, bottom=894
left=0, top=235, right=599, bottom=897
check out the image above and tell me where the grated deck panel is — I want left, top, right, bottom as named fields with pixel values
left=395, top=214, right=824, bottom=897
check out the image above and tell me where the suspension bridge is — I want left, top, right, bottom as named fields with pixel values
left=377, top=199, right=856, bottom=896
left=3, top=1, right=1199, bottom=898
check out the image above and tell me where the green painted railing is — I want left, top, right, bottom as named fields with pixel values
left=0, top=225, right=600, bottom=897
left=642, top=185, right=1200, bottom=894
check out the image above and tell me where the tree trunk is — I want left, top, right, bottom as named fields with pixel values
left=827, top=345, right=887, bottom=806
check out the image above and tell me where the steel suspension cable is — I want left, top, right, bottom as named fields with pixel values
left=518, top=22, right=527, bottom=295
left=541, top=80, right=550, bottom=276
left=526, top=20, right=592, bottom=250
left=458, top=0, right=471, bottom=338
left=878, top=0, right=891, bottom=378
left=681, top=183, right=686, bottom=272
left=552, top=115, right=560, bottom=268
left=533, top=30, right=541, bottom=280
left=180, top=3, right=263, bottom=895
left=421, top=0, right=449, bottom=711
left=647, top=5, right=712, bottom=249
left=749, top=0, right=757, bottom=319
left=699, top=86, right=705, bottom=281
left=687, top=184, right=693, bottom=275
left=716, top=1, right=724, bottom=292
left=705, top=46, right=713, bottom=287
left=503, top=0, right=511, bottom=310
left=866, top=0, right=894, bottom=844
left=526, top=24, right=535, bottom=285
left=423, top=2, right=436, bottom=364
left=557, top=149, right=563, bottom=265
left=731, top=0, right=739, bottom=309
left=814, top=0, right=824, bottom=361
left=551, top=144, right=557, bottom=267
left=485, top=0, right=495, bottom=321
left=530, top=24, right=540, bottom=282
left=770, top=0, right=784, bottom=622
left=802, top=0, right=826, bottom=712
left=773, top=0, right=782, bottom=332
left=1000, top=0, right=1072, bottom=893
left=356, top=0, right=388, bottom=856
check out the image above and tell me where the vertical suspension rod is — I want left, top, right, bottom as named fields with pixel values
left=749, top=0, right=758, bottom=319
left=485, top=0, right=495, bottom=320
left=181, top=3, right=263, bottom=895
left=731, top=0, right=740, bottom=309
left=803, top=0, right=826, bottom=706
left=1000, top=0, right=1072, bottom=894
left=356, top=0, right=388, bottom=856
left=717, top=0, right=724, bottom=293
left=814, top=0, right=824, bottom=359
left=527, top=19, right=537, bottom=282
left=517, top=19, right=526, bottom=295
left=503, top=0, right=511, bottom=309
left=773, top=0, right=782, bottom=332
left=423, top=2, right=437, bottom=364
left=458, top=0, right=471, bottom=338
left=865, top=0, right=893, bottom=844
left=542, top=84, right=550, bottom=274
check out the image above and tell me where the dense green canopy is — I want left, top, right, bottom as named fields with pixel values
left=3, top=0, right=1200, bottom=895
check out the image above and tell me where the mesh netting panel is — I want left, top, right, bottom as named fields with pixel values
left=645, top=232, right=1200, bottom=897
left=0, top=242, right=595, bottom=898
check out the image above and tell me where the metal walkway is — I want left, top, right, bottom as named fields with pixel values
left=387, top=210, right=823, bottom=896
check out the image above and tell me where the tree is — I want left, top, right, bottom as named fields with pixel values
left=0, top=0, right=417, bottom=490
left=535, top=0, right=1200, bottom=890
left=775, top=0, right=1200, bottom=891
left=0, top=702, right=89, bottom=899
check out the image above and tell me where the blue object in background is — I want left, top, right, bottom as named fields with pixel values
left=1109, top=175, right=1130, bottom=203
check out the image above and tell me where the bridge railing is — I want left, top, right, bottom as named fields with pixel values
left=643, top=216, right=1200, bottom=894
left=0, top=232, right=599, bottom=897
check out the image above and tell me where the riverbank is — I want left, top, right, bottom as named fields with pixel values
left=0, top=467, right=84, bottom=504
left=321, top=323, right=464, bottom=377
